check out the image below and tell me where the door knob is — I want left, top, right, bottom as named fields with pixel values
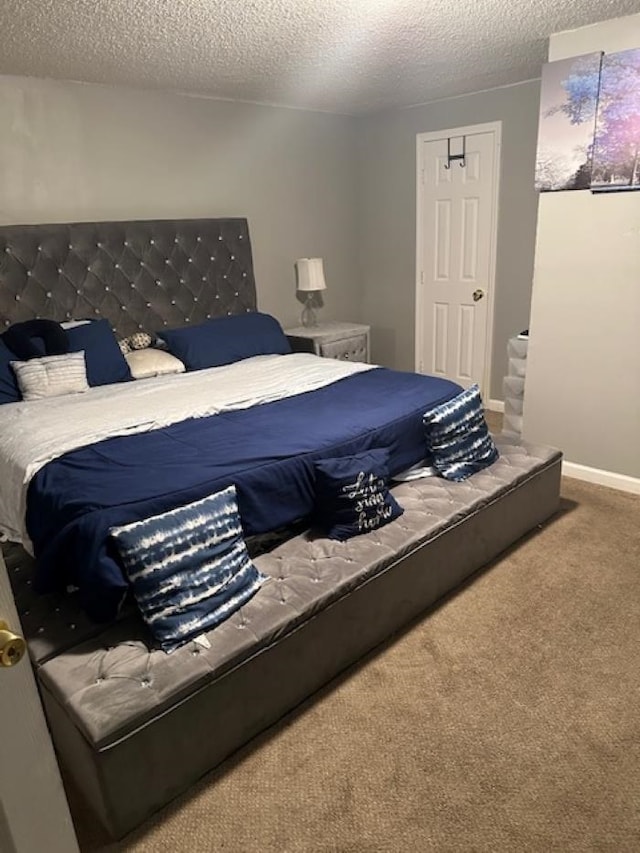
left=0, top=620, right=26, bottom=668
left=472, top=289, right=485, bottom=302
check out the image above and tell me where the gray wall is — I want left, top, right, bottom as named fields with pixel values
left=0, top=76, right=362, bottom=329
left=523, top=14, right=640, bottom=480
left=0, top=75, right=544, bottom=403
left=357, top=80, right=541, bottom=399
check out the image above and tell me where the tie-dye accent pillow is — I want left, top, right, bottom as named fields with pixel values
left=423, top=384, right=499, bottom=481
left=313, top=448, right=404, bottom=541
left=110, top=485, right=266, bottom=652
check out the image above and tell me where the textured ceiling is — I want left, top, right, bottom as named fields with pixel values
left=1, top=0, right=639, bottom=114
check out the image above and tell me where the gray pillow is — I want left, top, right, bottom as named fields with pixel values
left=11, top=351, right=89, bottom=401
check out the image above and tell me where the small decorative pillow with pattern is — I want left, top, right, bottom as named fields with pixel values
left=314, top=448, right=403, bottom=541
left=110, top=485, right=266, bottom=652
left=127, top=332, right=153, bottom=350
left=119, top=331, right=152, bottom=355
left=423, top=384, right=499, bottom=481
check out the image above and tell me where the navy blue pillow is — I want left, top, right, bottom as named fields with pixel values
left=423, top=384, right=499, bottom=481
left=110, top=485, right=266, bottom=652
left=314, top=448, right=404, bottom=541
left=0, top=337, right=21, bottom=404
left=162, top=312, right=291, bottom=371
left=65, top=319, right=131, bottom=387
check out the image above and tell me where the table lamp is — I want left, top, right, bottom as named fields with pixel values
left=295, top=258, right=326, bottom=327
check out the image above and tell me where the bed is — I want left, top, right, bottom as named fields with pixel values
left=0, top=217, right=562, bottom=838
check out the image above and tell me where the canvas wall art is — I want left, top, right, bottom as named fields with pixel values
left=535, top=52, right=603, bottom=192
left=591, top=48, right=640, bottom=192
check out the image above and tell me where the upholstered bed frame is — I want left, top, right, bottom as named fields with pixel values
left=0, top=217, right=257, bottom=335
left=0, top=217, right=562, bottom=840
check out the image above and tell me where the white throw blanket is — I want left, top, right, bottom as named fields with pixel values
left=0, top=353, right=375, bottom=549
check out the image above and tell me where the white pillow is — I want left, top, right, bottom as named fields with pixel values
left=124, top=349, right=186, bottom=380
left=61, top=319, right=93, bottom=329
left=11, top=351, right=89, bottom=400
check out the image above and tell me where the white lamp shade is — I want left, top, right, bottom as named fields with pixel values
left=295, top=257, right=327, bottom=292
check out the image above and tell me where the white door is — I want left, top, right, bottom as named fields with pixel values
left=416, top=123, right=501, bottom=391
left=0, top=552, right=79, bottom=853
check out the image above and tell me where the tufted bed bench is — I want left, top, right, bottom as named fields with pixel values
left=5, top=436, right=561, bottom=839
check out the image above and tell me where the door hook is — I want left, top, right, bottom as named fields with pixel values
left=445, top=135, right=466, bottom=170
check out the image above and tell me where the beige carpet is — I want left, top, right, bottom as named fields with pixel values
left=73, top=476, right=640, bottom=853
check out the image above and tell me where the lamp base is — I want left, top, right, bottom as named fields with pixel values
left=301, top=295, right=318, bottom=328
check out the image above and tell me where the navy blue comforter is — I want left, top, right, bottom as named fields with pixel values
left=27, top=367, right=460, bottom=621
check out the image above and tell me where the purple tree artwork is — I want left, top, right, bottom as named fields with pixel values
left=591, top=48, right=640, bottom=192
left=535, top=53, right=603, bottom=192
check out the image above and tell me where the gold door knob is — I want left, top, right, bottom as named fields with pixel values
left=472, top=289, right=485, bottom=302
left=0, top=620, right=26, bottom=668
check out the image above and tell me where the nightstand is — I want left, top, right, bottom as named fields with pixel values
left=285, top=321, right=370, bottom=363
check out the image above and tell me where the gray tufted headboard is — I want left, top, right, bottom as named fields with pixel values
left=0, top=218, right=257, bottom=338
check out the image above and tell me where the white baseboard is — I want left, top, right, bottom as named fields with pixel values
left=486, top=399, right=504, bottom=413
left=562, top=461, right=640, bottom=495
